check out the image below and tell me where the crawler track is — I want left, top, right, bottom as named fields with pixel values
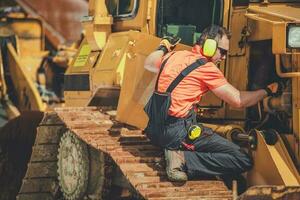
left=17, top=112, right=66, bottom=200
left=18, top=107, right=233, bottom=200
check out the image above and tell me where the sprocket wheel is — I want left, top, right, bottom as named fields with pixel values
left=57, top=130, right=89, bottom=200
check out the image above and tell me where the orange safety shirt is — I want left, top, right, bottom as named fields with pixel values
left=155, top=45, right=228, bottom=118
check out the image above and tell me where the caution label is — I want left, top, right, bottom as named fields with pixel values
left=73, top=44, right=91, bottom=67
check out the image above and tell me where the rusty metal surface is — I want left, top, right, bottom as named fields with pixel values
left=239, top=185, right=300, bottom=200
left=15, top=0, right=88, bottom=47
left=55, top=107, right=233, bottom=200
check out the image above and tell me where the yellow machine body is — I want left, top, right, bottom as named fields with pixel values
left=64, top=0, right=300, bottom=192
left=1, top=0, right=299, bottom=199
left=0, top=14, right=75, bottom=118
left=0, top=17, right=48, bottom=116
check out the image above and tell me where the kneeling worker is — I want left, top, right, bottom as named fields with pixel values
left=143, top=25, right=280, bottom=189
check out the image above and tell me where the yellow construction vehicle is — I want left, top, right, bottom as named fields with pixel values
left=0, top=0, right=88, bottom=119
left=0, top=9, right=44, bottom=116
left=0, top=0, right=84, bottom=121
left=0, top=8, right=65, bottom=119
left=1, top=0, right=300, bottom=199
left=0, top=4, right=82, bottom=199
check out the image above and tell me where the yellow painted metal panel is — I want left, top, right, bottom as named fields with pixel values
left=248, top=131, right=299, bottom=186
left=7, top=43, right=46, bottom=111
left=272, top=23, right=287, bottom=54
left=91, top=32, right=131, bottom=90
left=116, top=31, right=189, bottom=129
left=116, top=32, right=161, bottom=129
left=0, top=18, right=44, bottom=56
left=73, top=44, right=92, bottom=67
left=19, top=51, right=49, bottom=82
left=229, top=9, right=248, bottom=56
left=116, top=53, right=127, bottom=85
left=297, top=108, right=300, bottom=167
left=223, top=0, right=231, bottom=28
left=247, top=18, right=273, bottom=41
left=292, top=76, right=300, bottom=167
left=64, top=91, right=92, bottom=107
left=0, top=49, right=7, bottom=96
left=248, top=4, right=300, bottom=21
left=67, top=38, right=91, bottom=73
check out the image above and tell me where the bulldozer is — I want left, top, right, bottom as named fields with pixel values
left=0, top=2, right=84, bottom=199
left=0, top=4, right=79, bottom=121
left=1, top=0, right=300, bottom=199
left=0, top=0, right=87, bottom=121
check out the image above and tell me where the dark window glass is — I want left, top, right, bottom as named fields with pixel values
left=105, top=0, right=138, bottom=18
left=119, top=0, right=134, bottom=15
left=157, top=0, right=224, bottom=46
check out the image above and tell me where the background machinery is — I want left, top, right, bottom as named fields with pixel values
left=0, top=0, right=87, bottom=199
left=0, top=0, right=88, bottom=121
left=1, top=0, right=300, bottom=199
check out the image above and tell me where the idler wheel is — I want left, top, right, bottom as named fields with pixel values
left=57, top=130, right=109, bottom=200
left=57, top=130, right=89, bottom=200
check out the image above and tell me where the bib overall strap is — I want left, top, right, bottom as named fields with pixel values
left=166, top=58, right=207, bottom=93
left=155, top=52, right=175, bottom=91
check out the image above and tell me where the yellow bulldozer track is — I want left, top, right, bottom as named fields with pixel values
left=17, top=107, right=233, bottom=200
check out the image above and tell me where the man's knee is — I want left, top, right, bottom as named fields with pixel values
left=236, top=149, right=253, bottom=172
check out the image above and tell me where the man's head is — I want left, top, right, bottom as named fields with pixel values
left=196, top=25, right=230, bottom=64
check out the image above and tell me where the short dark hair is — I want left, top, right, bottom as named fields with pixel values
left=196, top=25, right=231, bottom=46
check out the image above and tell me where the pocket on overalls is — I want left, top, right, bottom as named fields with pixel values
left=164, top=120, right=186, bottom=149
left=202, top=126, right=214, bottom=137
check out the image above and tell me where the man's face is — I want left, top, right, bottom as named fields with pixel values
left=211, top=35, right=229, bottom=64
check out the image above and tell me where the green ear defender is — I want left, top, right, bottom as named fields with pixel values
left=202, top=39, right=217, bottom=57
left=202, top=25, right=219, bottom=57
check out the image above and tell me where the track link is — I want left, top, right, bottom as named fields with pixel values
left=17, top=112, right=66, bottom=200
left=17, top=107, right=233, bottom=199
left=54, top=107, right=233, bottom=200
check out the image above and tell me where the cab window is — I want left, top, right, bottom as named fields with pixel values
left=157, top=0, right=224, bottom=46
left=105, top=0, right=139, bottom=18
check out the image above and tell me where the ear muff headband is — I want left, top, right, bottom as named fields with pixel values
left=202, top=25, right=219, bottom=57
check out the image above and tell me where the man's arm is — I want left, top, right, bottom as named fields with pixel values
left=144, top=50, right=164, bottom=73
left=211, top=83, right=267, bottom=108
left=144, top=36, right=181, bottom=73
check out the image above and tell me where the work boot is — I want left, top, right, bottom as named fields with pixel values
left=164, top=149, right=188, bottom=182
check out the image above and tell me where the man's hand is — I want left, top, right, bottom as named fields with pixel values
left=157, top=36, right=181, bottom=54
left=264, top=82, right=283, bottom=97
